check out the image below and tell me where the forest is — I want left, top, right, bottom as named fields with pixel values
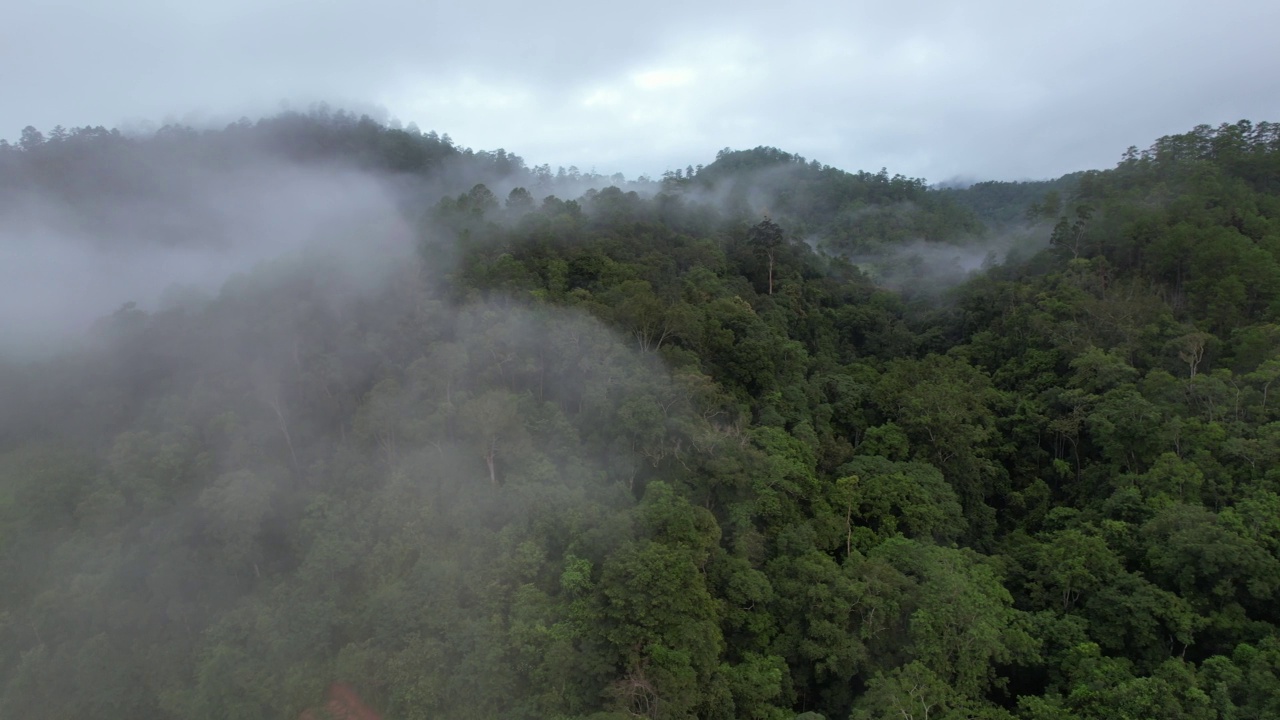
left=1, top=110, right=1279, bottom=719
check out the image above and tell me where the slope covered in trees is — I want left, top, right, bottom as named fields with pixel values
left=1, top=112, right=1279, bottom=719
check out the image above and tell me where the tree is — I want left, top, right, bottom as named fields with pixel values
left=747, top=218, right=786, bottom=295
left=833, top=456, right=965, bottom=548
left=506, top=186, right=534, bottom=213
left=852, top=661, right=1013, bottom=720
left=18, top=125, right=44, bottom=151
left=595, top=539, right=724, bottom=719
left=870, top=539, right=1036, bottom=698
left=1024, top=527, right=1124, bottom=613
left=458, top=389, right=530, bottom=486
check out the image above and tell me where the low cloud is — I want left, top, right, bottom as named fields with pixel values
left=0, top=161, right=414, bottom=358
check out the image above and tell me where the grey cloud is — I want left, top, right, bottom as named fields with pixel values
left=3, top=0, right=1278, bottom=182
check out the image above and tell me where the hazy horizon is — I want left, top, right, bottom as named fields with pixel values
left=5, top=0, right=1278, bottom=184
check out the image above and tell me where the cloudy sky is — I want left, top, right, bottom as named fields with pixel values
left=4, top=0, right=1278, bottom=183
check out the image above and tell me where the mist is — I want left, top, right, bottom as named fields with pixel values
left=844, top=226, right=1048, bottom=294
left=0, top=159, right=418, bottom=358
left=0, top=110, right=675, bottom=362
left=12, top=107, right=1251, bottom=720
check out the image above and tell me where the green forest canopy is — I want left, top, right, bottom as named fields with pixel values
left=2, top=113, right=1280, bottom=719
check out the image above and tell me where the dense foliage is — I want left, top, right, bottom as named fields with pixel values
left=2, top=113, right=1279, bottom=719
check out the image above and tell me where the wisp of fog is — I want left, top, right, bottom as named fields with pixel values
left=0, top=161, right=413, bottom=358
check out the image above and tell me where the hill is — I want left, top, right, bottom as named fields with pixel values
left=2, top=112, right=1279, bottom=719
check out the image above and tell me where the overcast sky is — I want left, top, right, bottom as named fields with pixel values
left=4, top=0, right=1278, bottom=183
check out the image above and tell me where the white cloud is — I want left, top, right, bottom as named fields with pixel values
left=632, top=68, right=695, bottom=90
left=3, top=0, right=1279, bottom=181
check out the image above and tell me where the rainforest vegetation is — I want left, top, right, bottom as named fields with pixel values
left=2, top=111, right=1279, bottom=719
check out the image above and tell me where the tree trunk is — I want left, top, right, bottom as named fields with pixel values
left=486, top=439, right=498, bottom=486
left=268, top=391, right=300, bottom=471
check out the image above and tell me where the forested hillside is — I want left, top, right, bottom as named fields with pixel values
left=2, top=112, right=1279, bottom=719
